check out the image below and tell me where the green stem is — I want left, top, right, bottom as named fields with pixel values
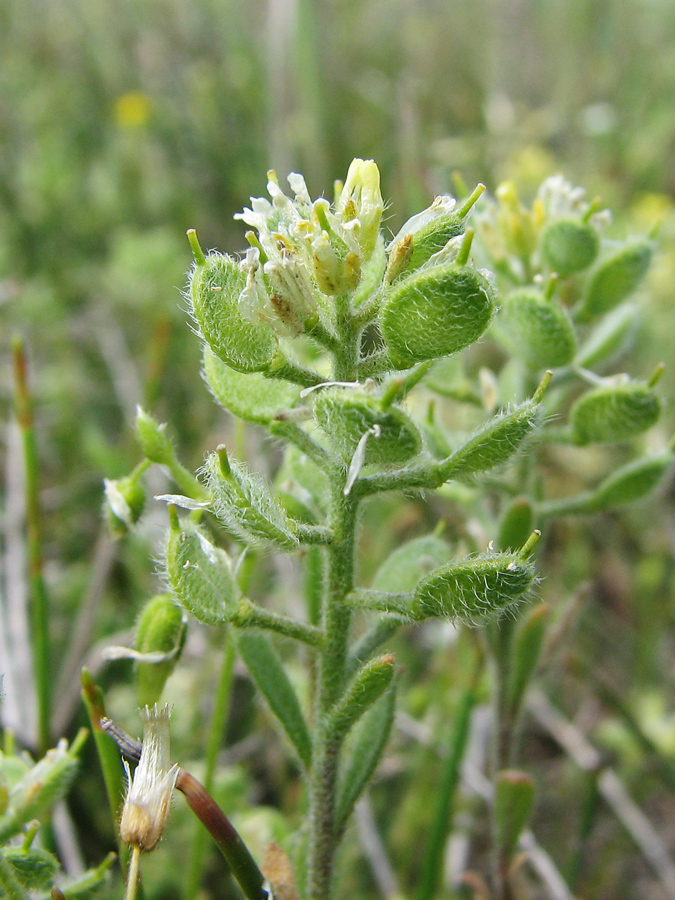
left=80, top=669, right=129, bottom=872
left=307, top=473, right=358, bottom=900
left=268, top=419, right=332, bottom=469
left=184, top=637, right=236, bottom=900
left=232, top=601, right=324, bottom=648
left=12, top=336, right=50, bottom=755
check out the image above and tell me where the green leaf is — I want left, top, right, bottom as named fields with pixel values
left=494, top=770, right=536, bottom=862
left=592, top=447, right=674, bottom=509
left=237, top=631, right=312, bottom=769
left=203, top=347, right=301, bottom=425
left=497, top=497, right=534, bottom=552
left=506, top=603, right=549, bottom=720
left=574, top=303, right=638, bottom=369
left=203, top=450, right=299, bottom=550
left=164, top=516, right=239, bottom=626
left=2, top=847, right=58, bottom=890
left=580, top=239, right=652, bottom=319
left=371, top=534, right=453, bottom=593
left=334, top=689, right=396, bottom=835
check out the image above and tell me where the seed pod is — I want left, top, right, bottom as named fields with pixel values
left=540, top=218, right=599, bottom=277
left=164, top=514, right=239, bottom=625
left=592, top=448, right=673, bottom=509
left=203, top=347, right=300, bottom=425
left=203, top=448, right=299, bottom=549
left=135, top=595, right=186, bottom=707
left=499, top=288, right=577, bottom=369
left=314, top=389, right=422, bottom=465
left=580, top=239, right=652, bottom=319
left=412, top=551, right=537, bottom=623
left=189, top=252, right=277, bottom=372
left=570, top=381, right=660, bottom=445
left=379, top=264, right=495, bottom=367
left=439, top=394, right=545, bottom=482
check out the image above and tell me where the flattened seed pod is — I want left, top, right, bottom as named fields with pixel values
left=164, top=516, right=239, bottom=625
left=541, top=218, right=599, bottom=277
left=189, top=252, right=277, bottom=372
left=500, top=289, right=577, bottom=369
left=379, top=264, right=495, bottom=368
left=580, top=239, right=652, bottom=319
left=412, top=552, right=536, bottom=623
left=314, top=389, right=422, bottom=465
left=570, top=382, right=660, bottom=445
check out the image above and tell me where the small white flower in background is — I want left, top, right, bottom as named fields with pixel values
left=120, top=704, right=179, bottom=851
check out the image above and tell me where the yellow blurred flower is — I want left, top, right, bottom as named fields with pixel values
left=114, top=91, right=151, bottom=128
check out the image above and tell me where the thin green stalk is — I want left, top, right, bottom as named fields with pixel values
left=417, top=656, right=482, bottom=900
left=232, top=601, right=324, bottom=648
left=12, top=336, right=50, bottom=755
left=81, top=669, right=129, bottom=872
left=184, top=637, right=236, bottom=900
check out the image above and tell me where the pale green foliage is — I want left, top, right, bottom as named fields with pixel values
left=203, top=347, right=301, bottom=425
left=581, top=239, right=652, bottom=318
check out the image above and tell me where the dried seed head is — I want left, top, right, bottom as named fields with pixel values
left=120, top=704, right=179, bottom=851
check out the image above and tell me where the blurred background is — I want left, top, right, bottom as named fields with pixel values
left=2, top=0, right=675, bottom=898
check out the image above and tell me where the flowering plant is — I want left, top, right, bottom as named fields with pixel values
left=104, top=161, right=671, bottom=900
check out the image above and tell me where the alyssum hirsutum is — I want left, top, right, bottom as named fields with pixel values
left=102, top=159, right=671, bottom=900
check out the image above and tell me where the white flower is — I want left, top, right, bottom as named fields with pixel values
left=120, top=704, right=179, bottom=851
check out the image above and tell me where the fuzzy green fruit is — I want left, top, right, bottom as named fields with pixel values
left=380, top=265, right=495, bottom=367
left=189, top=252, right=277, bottom=372
left=314, top=389, right=422, bottom=465
left=570, top=382, right=660, bottom=445
left=500, top=288, right=577, bottom=369
left=541, top=218, right=599, bottom=277
left=412, top=552, right=536, bottom=622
